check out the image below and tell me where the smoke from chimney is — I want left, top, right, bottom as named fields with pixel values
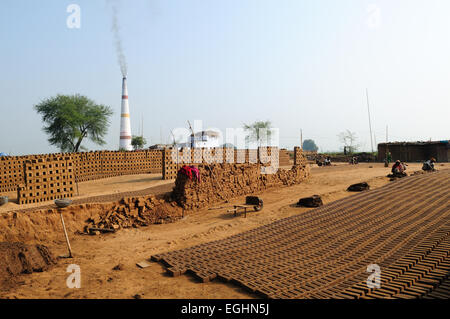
left=108, top=0, right=127, bottom=77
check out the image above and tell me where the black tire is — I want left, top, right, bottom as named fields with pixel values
left=254, top=199, right=264, bottom=211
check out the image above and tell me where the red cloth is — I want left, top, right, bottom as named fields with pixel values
left=179, top=165, right=200, bottom=182
left=179, top=166, right=193, bottom=180
left=189, top=166, right=201, bottom=182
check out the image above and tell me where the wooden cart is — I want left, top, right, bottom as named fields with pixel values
left=228, top=196, right=264, bottom=217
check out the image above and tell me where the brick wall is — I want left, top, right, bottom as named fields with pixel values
left=294, top=147, right=308, bottom=166
left=377, top=143, right=449, bottom=162
left=0, top=150, right=163, bottom=196
left=172, top=161, right=310, bottom=210
left=17, top=155, right=75, bottom=204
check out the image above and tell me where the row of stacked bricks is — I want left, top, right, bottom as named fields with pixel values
left=279, top=149, right=291, bottom=166
left=294, top=147, right=308, bottom=166
left=74, top=150, right=163, bottom=182
left=17, top=156, right=75, bottom=204
left=162, top=147, right=281, bottom=180
left=0, top=156, right=25, bottom=193
left=1, top=150, right=164, bottom=199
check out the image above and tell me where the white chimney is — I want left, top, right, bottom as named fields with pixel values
left=119, top=76, right=132, bottom=151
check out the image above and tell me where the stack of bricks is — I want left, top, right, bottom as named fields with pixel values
left=17, top=156, right=75, bottom=204
left=294, top=147, right=309, bottom=166
left=172, top=160, right=310, bottom=210
left=72, top=150, right=163, bottom=183
left=0, top=150, right=165, bottom=205
left=0, top=156, right=25, bottom=193
left=278, top=149, right=291, bottom=166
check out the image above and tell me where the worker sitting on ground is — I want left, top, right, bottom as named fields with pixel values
left=391, top=160, right=407, bottom=177
left=422, top=158, right=436, bottom=172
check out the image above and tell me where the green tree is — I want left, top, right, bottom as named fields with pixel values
left=35, top=94, right=113, bottom=152
left=131, top=135, right=147, bottom=150
left=302, top=139, right=318, bottom=152
left=243, top=120, right=273, bottom=146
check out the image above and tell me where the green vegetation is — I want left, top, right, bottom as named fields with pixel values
left=131, top=135, right=147, bottom=150
left=35, top=94, right=113, bottom=152
left=302, top=139, right=318, bottom=152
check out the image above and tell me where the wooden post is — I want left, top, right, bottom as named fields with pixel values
left=59, top=208, right=73, bottom=258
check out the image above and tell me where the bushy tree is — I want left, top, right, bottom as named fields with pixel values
left=131, top=135, right=147, bottom=150
left=35, top=94, right=113, bottom=152
left=302, top=139, right=318, bottom=151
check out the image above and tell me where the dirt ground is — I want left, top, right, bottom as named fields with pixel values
left=1, top=162, right=448, bottom=299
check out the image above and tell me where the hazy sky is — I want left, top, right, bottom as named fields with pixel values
left=0, top=0, right=449, bottom=155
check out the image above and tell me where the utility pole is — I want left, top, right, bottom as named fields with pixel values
left=187, top=121, right=195, bottom=148
left=300, top=129, right=303, bottom=150
left=366, top=88, right=374, bottom=153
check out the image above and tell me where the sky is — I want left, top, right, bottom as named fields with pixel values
left=0, top=0, right=449, bottom=155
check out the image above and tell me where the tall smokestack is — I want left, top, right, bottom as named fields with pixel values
left=119, top=76, right=132, bottom=151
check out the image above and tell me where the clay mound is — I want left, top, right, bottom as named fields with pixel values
left=0, top=242, right=57, bottom=287
left=83, top=195, right=183, bottom=233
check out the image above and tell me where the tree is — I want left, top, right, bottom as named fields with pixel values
left=243, top=121, right=273, bottom=147
left=35, top=94, right=113, bottom=152
left=338, top=130, right=359, bottom=154
left=131, top=135, right=147, bottom=150
left=302, top=139, right=318, bottom=152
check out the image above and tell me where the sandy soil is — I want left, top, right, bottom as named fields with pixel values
left=0, top=173, right=172, bottom=213
left=1, top=162, right=449, bottom=299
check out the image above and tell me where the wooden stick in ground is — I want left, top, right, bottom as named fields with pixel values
left=59, top=208, right=73, bottom=258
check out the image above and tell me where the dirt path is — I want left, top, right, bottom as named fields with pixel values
left=1, top=163, right=448, bottom=299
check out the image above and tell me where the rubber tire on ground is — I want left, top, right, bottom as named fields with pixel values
left=254, top=199, right=264, bottom=211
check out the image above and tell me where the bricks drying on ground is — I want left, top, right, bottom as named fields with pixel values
left=153, top=170, right=450, bottom=299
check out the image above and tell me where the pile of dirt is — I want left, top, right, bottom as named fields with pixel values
left=172, top=163, right=310, bottom=210
left=0, top=242, right=57, bottom=288
left=83, top=195, right=183, bottom=233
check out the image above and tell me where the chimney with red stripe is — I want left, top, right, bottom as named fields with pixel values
left=119, top=76, right=132, bottom=150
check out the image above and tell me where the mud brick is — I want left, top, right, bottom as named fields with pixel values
left=167, top=267, right=186, bottom=277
